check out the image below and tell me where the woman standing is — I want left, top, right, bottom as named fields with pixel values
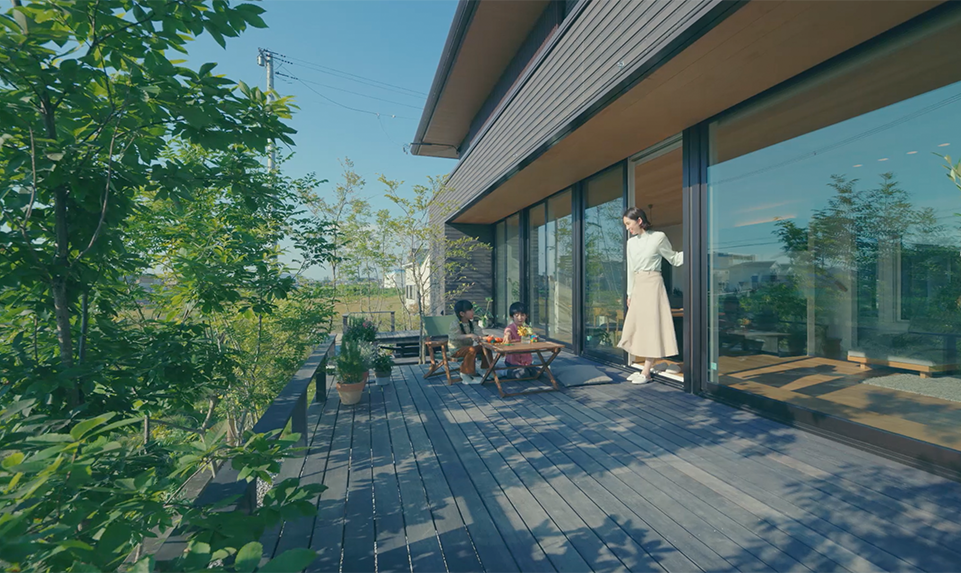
left=618, top=207, right=684, bottom=384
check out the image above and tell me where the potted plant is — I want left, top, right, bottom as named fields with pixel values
left=343, top=316, right=377, bottom=344
left=372, top=350, right=394, bottom=385
left=336, top=338, right=373, bottom=405
left=476, top=297, right=495, bottom=329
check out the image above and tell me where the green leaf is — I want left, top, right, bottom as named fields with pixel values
left=234, top=541, right=262, bottom=573
left=257, top=548, right=317, bottom=573
left=70, top=414, right=115, bottom=441
left=130, top=555, right=155, bottom=573
left=2, top=452, right=24, bottom=469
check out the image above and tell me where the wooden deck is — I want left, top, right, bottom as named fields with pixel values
left=262, top=358, right=961, bottom=573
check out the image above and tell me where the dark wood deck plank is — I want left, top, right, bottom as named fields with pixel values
left=558, top=384, right=911, bottom=573
left=440, top=383, right=673, bottom=573
left=471, top=387, right=741, bottom=573
left=415, top=379, right=591, bottom=573
left=649, top=385, right=961, bottom=527
left=369, top=385, right=413, bottom=573
left=522, top=390, right=834, bottom=573
left=542, top=385, right=864, bottom=572
left=536, top=389, right=830, bottom=572
left=392, top=367, right=483, bottom=573
left=528, top=390, right=815, bottom=573
left=276, top=352, right=961, bottom=573
left=641, top=386, right=961, bottom=555
left=405, top=373, right=558, bottom=573
left=419, top=380, right=560, bottom=573
left=381, top=373, right=448, bottom=573
left=342, top=393, right=376, bottom=573
left=263, top=399, right=328, bottom=559
left=426, top=382, right=627, bottom=573
left=307, top=391, right=354, bottom=573
left=585, top=384, right=961, bottom=572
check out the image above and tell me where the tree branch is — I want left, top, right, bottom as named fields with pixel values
left=86, top=0, right=182, bottom=53
left=72, top=132, right=128, bottom=265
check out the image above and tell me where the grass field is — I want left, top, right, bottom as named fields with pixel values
left=332, top=293, right=419, bottom=333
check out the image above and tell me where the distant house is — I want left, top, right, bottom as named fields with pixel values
left=382, top=269, right=405, bottom=290
left=403, top=260, right=431, bottom=312
left=725, top=261, right=780, bottom=293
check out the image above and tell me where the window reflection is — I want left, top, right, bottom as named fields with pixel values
left=584, top=167, right=626, bottom=361
left=495, top=214, right=521, bottom=325
left=708, top=12, right=961, bottom=452
left=528, top=191, right=573, bottom=343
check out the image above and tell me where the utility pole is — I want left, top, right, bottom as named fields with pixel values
left=257, top=48, right=277, bottom=171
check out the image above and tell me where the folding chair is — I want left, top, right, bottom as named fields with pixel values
left=422, top=315, right=459, bottom=384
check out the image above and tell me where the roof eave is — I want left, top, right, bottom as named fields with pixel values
left=410, top=0, right=478, bottom=158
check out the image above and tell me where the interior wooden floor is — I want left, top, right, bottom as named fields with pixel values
left=717, top=354, right=961, bottom=452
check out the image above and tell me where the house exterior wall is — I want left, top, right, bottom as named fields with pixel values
left=433, top=223, right=494, bottom=316
left=438, top=0, right=724, bottom=216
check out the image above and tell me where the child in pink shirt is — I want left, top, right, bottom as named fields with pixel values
left=503, top=302, right=536, bottom=379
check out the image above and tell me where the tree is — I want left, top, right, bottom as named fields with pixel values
left=378, top=174, right=489, bottom=361
left=299, top=158, right=366, bottom=291
left=0, top=2, right=336, bottom=569
left=128, top=143, right=336, bottom=442
left=0, top=0, right=294, bottom=412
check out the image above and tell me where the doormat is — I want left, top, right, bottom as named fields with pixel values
left=861, top=374, right=961, bottom=404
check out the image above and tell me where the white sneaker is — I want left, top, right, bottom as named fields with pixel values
left=462, top=374, right=483, bottom=385
left=629, top=372, right=650, bottom=384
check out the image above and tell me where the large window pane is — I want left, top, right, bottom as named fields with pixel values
left=547, top=192, right=574, bottom=343
left=707, top=10, right=961, bottom=453
left=527, top=191, right=574, bottom=343
left=529, top=203, right=547, bottom=334
left=495, top=214, right=521, bottom=325
left=584, top=166, right=626, bottom=361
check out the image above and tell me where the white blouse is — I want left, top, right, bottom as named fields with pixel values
left=626, top=231, right=683, bottom=295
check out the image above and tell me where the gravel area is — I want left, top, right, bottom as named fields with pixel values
left=862, top=373, right=961, bottom=404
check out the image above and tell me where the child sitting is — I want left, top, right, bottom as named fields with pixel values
left=502, top=302, right=537, bottom=379
left=448, top=299, right=489, bottom=385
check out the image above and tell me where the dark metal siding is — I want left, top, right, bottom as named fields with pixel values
left=441, top=0, right=726, bottom=217
left=461, top=2, right=563, bottom=152
left=437, top=224, right=494, bottom=315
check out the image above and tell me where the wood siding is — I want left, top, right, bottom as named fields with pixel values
left=435, top=0, right=726, bottom=223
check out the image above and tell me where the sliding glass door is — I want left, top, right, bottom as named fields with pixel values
left=528, top=190, right=573, bottom=344
left=583, top=165, right=627, bottom=362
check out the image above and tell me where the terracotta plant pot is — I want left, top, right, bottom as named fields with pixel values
left=337, top=371, right=368, bottom=405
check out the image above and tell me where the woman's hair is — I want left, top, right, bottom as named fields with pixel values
left=508, top=301, right=528, bottom=319
left=623, top=206, right=652, bottom=231
left=453, top=299, right=474, bottom=334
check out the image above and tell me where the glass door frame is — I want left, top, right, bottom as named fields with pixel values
left=579, top=161, right=629, bottom=365
left=627, top=134, right=685, bottom=383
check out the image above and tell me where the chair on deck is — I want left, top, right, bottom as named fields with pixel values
left=422, top=315, right=459, bottom=384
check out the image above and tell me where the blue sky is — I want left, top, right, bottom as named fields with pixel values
left=183, top=1, right=459, bottom=278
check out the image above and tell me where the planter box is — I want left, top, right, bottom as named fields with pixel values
left=337, top=372, right=368, bottom=405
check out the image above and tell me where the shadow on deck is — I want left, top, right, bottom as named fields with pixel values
left=263, top=354, right=961, bottom=573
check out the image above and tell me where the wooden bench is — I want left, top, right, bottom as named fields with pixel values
left=847, top=330, right=960, bottom=378
left=847, top=351, right=958, bottom=378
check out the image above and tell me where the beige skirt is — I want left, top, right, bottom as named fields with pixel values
left=617, top=270, right=678, bottom=358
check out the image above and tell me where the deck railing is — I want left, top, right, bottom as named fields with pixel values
left=342, top=310, right=396, bottom=332
left=153, top=335, right=336, bottom=562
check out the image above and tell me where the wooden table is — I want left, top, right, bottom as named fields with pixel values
left=479, top=340, right=563, bottom=397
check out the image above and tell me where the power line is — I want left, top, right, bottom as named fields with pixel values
left=280, top=71, right=419, bottom=121
left=287, top=75, right=423, bottom=111
left=377, top=114, right=405, bottom=148
left=282, top=54, right=427, bottom=99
